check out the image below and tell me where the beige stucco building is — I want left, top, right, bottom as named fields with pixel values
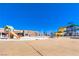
left=0, top=28, right=40, bottom=38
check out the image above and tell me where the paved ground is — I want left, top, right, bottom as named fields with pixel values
left=0, top=37, right=79, bottom=56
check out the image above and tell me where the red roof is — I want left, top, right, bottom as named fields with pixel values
left=0, top=30, right=5, bottom=33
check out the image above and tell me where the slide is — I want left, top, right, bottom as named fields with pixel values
left=10, top=32, right=20, bottom=39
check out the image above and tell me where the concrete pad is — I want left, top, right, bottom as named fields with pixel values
left=0, top=37, right=79, bottom=56
left=0, top=41, right=40, bottom=56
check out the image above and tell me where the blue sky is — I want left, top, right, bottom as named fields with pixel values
left=0, top=3, right=79, bottom=32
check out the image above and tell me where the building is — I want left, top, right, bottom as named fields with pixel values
left=0, top=28, right=41, bottom=39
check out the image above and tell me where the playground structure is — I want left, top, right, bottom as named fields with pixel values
left=1, top=23, right=79, bottom=39
left=4, top=25, right=20, bottom=39
left=55, top=23, right=79, bottom=37
left=55, top=27, right=66, bottom=37
left=0, top=25, right=46, bottom=39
